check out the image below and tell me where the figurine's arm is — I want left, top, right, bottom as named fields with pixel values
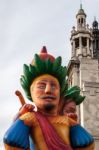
left=14, top=90, right=35, bottom=121
left=69, top=123, right=95, bottom=150
left=3, top=117, right=31, bottom=149
left=4, top=143, right=30, bottom=150
left=75, top=142, right=95, bottom=150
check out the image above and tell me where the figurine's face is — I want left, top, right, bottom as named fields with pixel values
left=30, top=74, right=60, bottom=115
left=63, top=99, right=76, bottom=115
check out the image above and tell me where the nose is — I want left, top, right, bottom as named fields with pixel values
left=45, top=83, right=52, bottom=94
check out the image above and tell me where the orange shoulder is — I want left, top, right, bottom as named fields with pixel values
left=20, top=112, right=37, bottom=126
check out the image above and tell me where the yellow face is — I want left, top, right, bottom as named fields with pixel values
left=30, top=74, right=60, bottom=115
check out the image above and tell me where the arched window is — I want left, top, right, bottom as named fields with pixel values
left=82, top=37, right=87, bottom=47
left=75, top=38, right=79, bottom=48
left=78, top=18, right=80, bottom=23
left=81, top=18, right=83, bottom=24
left=96, top=40, right=99, bottom=49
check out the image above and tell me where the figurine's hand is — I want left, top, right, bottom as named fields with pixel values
left=66, top=113, right=77, bottom=121
left=19, top=104, right=35, bottom=115
left=13, top=104, right=35, bottom=121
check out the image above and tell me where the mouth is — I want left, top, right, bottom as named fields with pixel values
left=40, top=95, right=56, bottom=101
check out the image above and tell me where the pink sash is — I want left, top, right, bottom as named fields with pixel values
left=35, top=112, right=73, bottom=150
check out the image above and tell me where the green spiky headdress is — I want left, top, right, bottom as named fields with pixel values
left=20, top=47, right=68, bottom=101
left=64, top=86, right=85, bottom=105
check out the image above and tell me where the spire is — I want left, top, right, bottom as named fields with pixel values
left=80, top=3, right=82, bottom=9
left=80, top=0, right=83, bottom=9
left=76, top=2, right=86, bottom=30
left=80, top=0, right=82, bottom=9
left=94, top=16, right=96, bottom=21
left=76, top=1, right=86, bottom=18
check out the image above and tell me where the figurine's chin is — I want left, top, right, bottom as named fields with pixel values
left=44, top=103, right=55, bottom=111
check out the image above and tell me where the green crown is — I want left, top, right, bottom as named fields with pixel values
left=20, top=54, right=68, bottom=101
left=64, top=86, right=85, bottom=105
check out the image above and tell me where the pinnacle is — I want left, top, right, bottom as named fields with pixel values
left=41, top=46, right=47, bottom=53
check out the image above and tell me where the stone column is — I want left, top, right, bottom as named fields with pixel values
left=72, top=64, right=79, bottom=86
left=90, top=39, right=93, bottom=58
left=73, top=40, right=75, bottom=57
left=87, top=38, right=91, bottom=57
left=79, top=37, right=82, bottom=55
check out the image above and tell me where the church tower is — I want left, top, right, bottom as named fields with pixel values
left=70, top=4, right=93, bottom=60
left=67, top=5, right=99, bottom=150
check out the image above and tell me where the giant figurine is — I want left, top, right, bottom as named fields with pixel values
left=3, top=46, right=95, bottom=150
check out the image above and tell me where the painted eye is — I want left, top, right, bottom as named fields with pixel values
left=40, top=86, right=45, bottom=89
left=38, top=85, right=46, bottom=89
left=51, top=84, right=56, bottom=90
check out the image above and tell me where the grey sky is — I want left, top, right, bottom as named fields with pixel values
left=0, top=0, right=99, bottom=149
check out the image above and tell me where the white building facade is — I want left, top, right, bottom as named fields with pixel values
left=67, top=5, right=99, bottom=149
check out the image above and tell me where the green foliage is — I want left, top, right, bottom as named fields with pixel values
left=76, top=95, right=85, bottom=105
left=64, top=86, right=85, bottom=105
left=34, top=54, right=45, bottom=74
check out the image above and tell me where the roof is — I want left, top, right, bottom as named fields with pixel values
left=76, top=4, right=86, bottom=17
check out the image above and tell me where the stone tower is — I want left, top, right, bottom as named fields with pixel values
left=67, top=5, right=99, bottom=150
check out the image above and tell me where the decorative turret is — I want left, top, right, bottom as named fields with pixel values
left=92, top=18, right=99, bottom=60
left=92, top=17, right=98, bottom=30
left=76, top=4, right=86, bottom=30
left=70, top=4, right=93, bottom=59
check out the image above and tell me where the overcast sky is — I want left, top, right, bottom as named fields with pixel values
left=0, top=0, right=99, bottom=149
